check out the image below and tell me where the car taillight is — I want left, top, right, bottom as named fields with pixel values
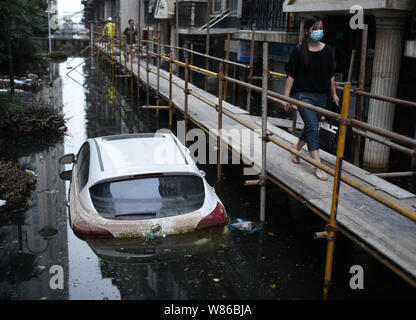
left=196, top=202, right=227, bottom=230
left=73, top=217, right=113, bottom=240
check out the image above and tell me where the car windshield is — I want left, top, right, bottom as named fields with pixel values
left=90, top=174, right=205, bottom=220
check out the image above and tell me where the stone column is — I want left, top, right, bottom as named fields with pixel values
left=363, top=16, right=406, bottom=170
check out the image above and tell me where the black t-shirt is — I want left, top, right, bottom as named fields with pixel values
left=124, top=27, right=137, bottom=44
left=286, top=44, right=335, bottom=94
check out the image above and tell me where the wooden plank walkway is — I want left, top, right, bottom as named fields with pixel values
left=103, top=48, right=416, bottom=283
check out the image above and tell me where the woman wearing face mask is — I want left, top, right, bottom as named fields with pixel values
left=283, top=15, right=339, bottom=181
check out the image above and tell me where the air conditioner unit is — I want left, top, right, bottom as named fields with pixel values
left=149, top=5, right=153, bottom=13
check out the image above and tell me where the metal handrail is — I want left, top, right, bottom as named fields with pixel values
left=97, top=29, right=416, bottom=299
left=197, top=8, right=230, bottom=31
left=140, top=39, right=250, bottom=69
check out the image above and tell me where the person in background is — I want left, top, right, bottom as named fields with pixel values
left=102, top=17, right=115, bottom=38
left=283, top=15, right=339, bottom=181
left=102, top=17, right=115, bottom=54
left=123, top=19, right=137, bottom=62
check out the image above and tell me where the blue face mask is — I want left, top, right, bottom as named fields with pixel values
left=310, top=30, right=324, bottom=41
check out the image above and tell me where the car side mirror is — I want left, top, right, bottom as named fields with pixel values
left=59, top=170, right=72, bottom=181
left=59, top=153, right=76, bottom=164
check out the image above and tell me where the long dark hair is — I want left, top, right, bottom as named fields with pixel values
left=300, top=15, right=322, bottom=69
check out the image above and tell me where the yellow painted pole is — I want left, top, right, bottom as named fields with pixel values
left=288, top=13, right=294, bottom=32
left=269, top=70, right=287, bottom=79
left=140, top=106, right=170, bottom=109
left=323, top=82, right=351, bottom=300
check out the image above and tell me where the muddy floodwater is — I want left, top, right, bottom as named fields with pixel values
left=0, top=57, right=414, bottom=300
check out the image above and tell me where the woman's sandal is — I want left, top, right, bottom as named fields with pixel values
left=315, top=168, right=328, bottom=181
left=292, top=154, right=300, bottom=164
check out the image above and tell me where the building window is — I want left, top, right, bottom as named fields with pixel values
left=212, top=0, right=238, bottom=14
left=212, top=0, right=222, bottom=12
left=229, top=0, right=238, bottom=12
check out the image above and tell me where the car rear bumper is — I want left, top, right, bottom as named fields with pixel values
left=69, top=188, right=227, bottom=239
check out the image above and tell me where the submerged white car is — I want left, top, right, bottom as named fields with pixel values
left=60, top=133, right=227, bottom=239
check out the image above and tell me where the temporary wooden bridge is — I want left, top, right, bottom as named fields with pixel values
left=88, top=25, right=416, bottom=298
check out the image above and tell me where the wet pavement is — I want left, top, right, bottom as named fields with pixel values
left=0, top=57, right=414, bottom=300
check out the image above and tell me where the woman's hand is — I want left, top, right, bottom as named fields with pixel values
left=332, top=93, right=340, bottom=106
left=330, top=77, right=339, bottom=106
left=283, top=76, right=295, bottom=112
left=283, top=101, right=290, bottom=112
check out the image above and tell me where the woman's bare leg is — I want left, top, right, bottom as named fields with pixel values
left=293, top=139, right=306, bottom=163
left=310, top=149, right=328, bottom=180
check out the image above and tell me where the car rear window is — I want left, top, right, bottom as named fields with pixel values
left=89, top=175, right=205, bottom=220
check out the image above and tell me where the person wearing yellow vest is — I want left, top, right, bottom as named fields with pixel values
left=102, top=17, right=115, bottom=38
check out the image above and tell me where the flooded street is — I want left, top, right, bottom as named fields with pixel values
left=0, top=57, right=414, bottom=300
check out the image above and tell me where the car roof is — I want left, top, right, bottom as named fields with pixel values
left=88, top=133, right=198, bottom=184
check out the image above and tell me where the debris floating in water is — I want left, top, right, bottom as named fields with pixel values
left=230, top=219, right=263, bottom=234
left=25, top=169, right=38, bottom=179
left=57, top=125, right=68, bottom=133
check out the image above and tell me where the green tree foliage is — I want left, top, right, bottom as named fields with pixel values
left=0, top=0, right=49, bottom=75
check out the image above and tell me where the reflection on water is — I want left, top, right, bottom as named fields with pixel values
left=87, top=227, right=230, bottom=300
left=0, top=56, right=414, bottom=300
left=0, top=65, right=68, bottom=300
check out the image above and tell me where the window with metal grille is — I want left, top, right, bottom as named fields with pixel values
left=241, top=0, right=299, bottom=32
left=212, top=0, right=221, bottom=13
left=212, top=0, right=238, bottom=14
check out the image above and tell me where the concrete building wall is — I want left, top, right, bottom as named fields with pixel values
left=119, top=0, right=140, bottom=31
left=283, top=0, right=416, bottom=13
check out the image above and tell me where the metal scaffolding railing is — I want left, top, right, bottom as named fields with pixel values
left=94, top=22, right=416, bottom=298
